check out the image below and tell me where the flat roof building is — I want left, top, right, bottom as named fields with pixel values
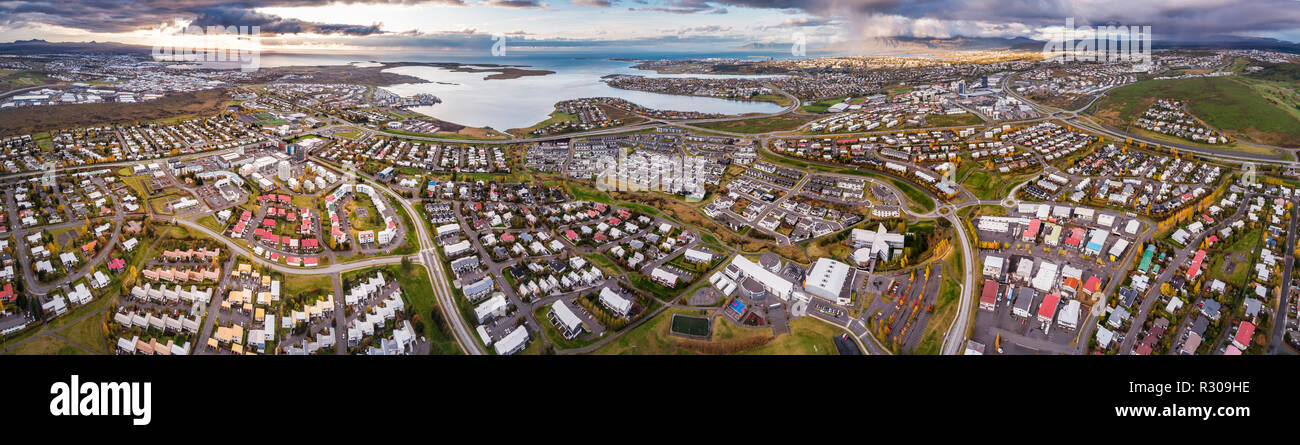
left=805, top=258, right=851, bottom=304
left=1058, top=300, right=1080, bottom=330
left=725, top=255, right=795, bottom=300
left=495, top=325, right=530, bottom=355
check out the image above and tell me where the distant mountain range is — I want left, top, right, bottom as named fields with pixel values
left=874, top=36, right=1046, bottom=51
left=870, top=34, right=1300, bottom=53
left=1157, top=35, right=1300, bottom=53
left=0, top=39, right=151, bottom=55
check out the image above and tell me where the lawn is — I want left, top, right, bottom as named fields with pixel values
left=743, top=317, right=842, bottom=355
left=380, top=128, right=507, bottom=140
left=196, top=215, right=225, bottom=233
left=120, top=175, right=150, bottom=198
left=0, top=69, right=51, bottom=92
left=889, top=177, right=936, bottom=213
left=596, top=305, right=848, bottom=355
left=62, top=315, right=108, bottom=354
left=290, top=194, right=316, bottom=209
left=566, top=181, right=614, bottom=204
left=627, top=271, right=682, bottom=301
left=582, top=252, right=620, bottom=276
left=709, top=316, right=771, bottom=343
left=158, top=223, right=205, bottom=240
left=1208, top=228, right=1262, bottom=288
left=924, top=112, right=983, bottom=127
left=750, top=93, right=793, bottom=107
left=345, top=194, right=383, bottom=231
left=961, top=169, right=1038, bottom=201
left=389, top=200, right=420, bottom=256
left=283, top=274, right=333, bottom=297
left=566, top=181, right=664, bottom=217
left=597, top=308, right=700, bottom=355
left=3, top=335, right=88, bottom=355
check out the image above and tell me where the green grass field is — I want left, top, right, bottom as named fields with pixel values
left=889, top=178, right=936, bottom=213
left=509, top=110, right=577, bottom=136
left=1208, top=228, right=1262, bottom=288
left=3, top=335, right=87, bottom=355
left=1091, top=76, right=1300, bottom=148
left=750, top=93, right=794, bottom=107
left=582, top=252, right=620, bottom=276
left=196, top=215, right=225, bottom=233
left=742, top=317, right=841, bottom=355
left=961, top=169, right=1038, bottom=201
left=597, top=306, right=845, bottom=355
left=690, top=115, right=813, bottom=134
left=0, top=69, right=52, bottom=92
left=283, top=274, right=332, bottom=297
left=566, top=182, right=614, bottom=204
left=597, top=308, right=703, bottom=355
left=800, top=97, right=847, bottom=113
left=924, top=112, right=983, bottom=127
left=62, top=315, right=108, bottom=354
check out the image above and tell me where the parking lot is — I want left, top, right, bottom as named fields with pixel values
left=861, top=263, right=944, bottom=351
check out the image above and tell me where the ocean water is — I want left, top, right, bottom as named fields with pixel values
left=257, top=52, right=788, bottom=130
left=382, top=58, right=786, bottom=130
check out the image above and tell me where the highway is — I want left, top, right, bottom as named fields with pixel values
left=938, top=210, right=977, bottom=355
left=373, top=180, right=487, bottom=355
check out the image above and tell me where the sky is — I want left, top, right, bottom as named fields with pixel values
left=1, top=0, right=1299, bottom=56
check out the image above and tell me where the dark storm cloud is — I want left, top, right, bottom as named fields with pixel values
left=1, top=0, right=1297, bottom=42
left=627, top=0, right=727, bottom=14
left=483, top=0, right=546, bottom=8
left=0, top=0, right=461, bottom=35
left=189, top=7, right=385, bottom=35
left=636, top=0, right=1300, bottom=40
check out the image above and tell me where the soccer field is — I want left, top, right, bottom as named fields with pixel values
left=670, top=315, right=711, bottom=337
